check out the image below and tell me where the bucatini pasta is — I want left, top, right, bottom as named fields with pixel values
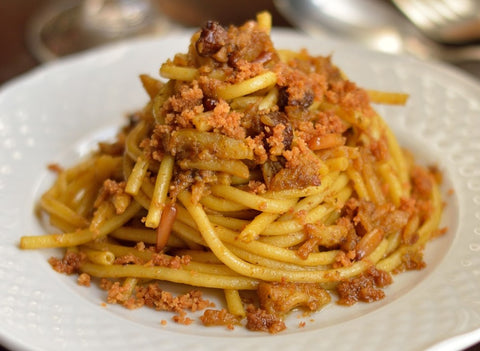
left=20, top=12, right=444, bottom=333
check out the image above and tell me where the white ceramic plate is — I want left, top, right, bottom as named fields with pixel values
left=1, top=30, right=480, bottom=351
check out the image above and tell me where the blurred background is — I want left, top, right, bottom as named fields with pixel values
left=2, top=0, right=480, bottom=87
left=0, top=0, right=291, bottom=85
left=0, top=1, right=479, bottom=350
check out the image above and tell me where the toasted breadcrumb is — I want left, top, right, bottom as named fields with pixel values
left=336, top=266, right=392, bottom=306
left=48, top=251, right=86, bottom=275
left=200, top=308, right=239, bottom=330
left=77, top=273, right=91, bottom=287
left=245, top=305, right=286, bottom=334
left=114, top=254, right=143, bottom=265
left=47, top=163, right=63, bottom=173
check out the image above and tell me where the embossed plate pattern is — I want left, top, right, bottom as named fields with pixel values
left=1, top=30, right=480, bottom=351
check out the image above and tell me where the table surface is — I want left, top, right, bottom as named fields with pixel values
left=0, top=1, right=479, bottom=350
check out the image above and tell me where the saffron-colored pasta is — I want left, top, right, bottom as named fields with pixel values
left=20, top=12, right=444, bottom=333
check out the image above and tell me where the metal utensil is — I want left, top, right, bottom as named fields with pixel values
left=392, top=0, right=480, bottom=44
left=274, top=0, right=480, bottom=63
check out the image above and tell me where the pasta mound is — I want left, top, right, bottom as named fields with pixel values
left=21, top=12, right=444, bottom=333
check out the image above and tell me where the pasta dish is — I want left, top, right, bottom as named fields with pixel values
left=20, top=12, right=444, bottom=333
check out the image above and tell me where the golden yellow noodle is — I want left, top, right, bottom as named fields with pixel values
left=20, top=12, right=444, bottom=332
